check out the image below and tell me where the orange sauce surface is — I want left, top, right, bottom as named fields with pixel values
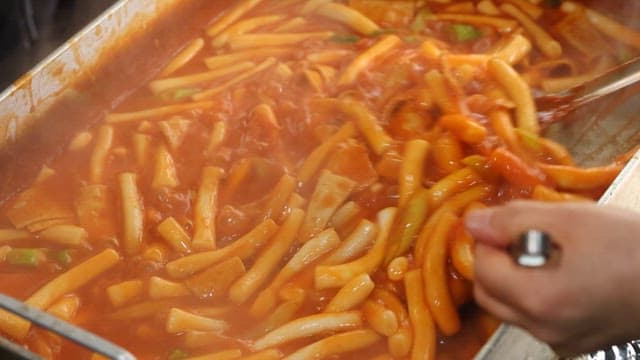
left=0, top=1, right=638, bottom=359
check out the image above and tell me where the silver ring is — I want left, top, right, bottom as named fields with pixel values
left=510, top=229, right=552, bottom=268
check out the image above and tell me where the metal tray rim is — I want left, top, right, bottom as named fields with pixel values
left=0, top=0, right=128, bottom=105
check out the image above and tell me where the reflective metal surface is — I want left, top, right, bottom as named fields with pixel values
left=537, top=57, right=640, bottom=118
left=511, top=230, right=553, bottom=268
left=0, top=293, right=135, bottom=360
left=477, top=151, right=640, bottom=360
left=0, top=0, right=180, bottom=357
left=0, top=0, right=119, bottom=90
left=0, top=0, right=638, bottom=359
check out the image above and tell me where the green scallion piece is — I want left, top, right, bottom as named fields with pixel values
left=329, top=34, right=360, bottom=43
left=462, top=155, right=499, bottom=182
left=370, top=29, right=395, bottom=37
left=411, top=9, right=433, bottom=33
left=516, top=128, right=543, bottom=152
left=6, top=249, right=42, bottom=267
left=404, top=35, right=421, bottom=43
left=173, top=88, right=201, bottom=100
left=384, top=189, right=431, bottom=264
left=450, top=24, right=482, bottom=42
left=53, top=250, right=73, bottom=267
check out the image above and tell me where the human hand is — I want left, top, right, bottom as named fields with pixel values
left=465, top=200, right=640, bottom=357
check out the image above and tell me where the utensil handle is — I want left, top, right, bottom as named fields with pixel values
left=0, top=293, right=136, bottom=360
left=572, top=57, right=640, bottom=108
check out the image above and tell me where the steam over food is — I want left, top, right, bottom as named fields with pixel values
left=0, top=0, right=638, bottom=359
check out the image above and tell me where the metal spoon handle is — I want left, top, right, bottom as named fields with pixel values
left=571, top=56, right=640, bottom=108
left=0, top=293, right=136, bottom=360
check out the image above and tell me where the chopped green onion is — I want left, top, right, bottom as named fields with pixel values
left=403, top=35, right=421, bottom=43
left=411, top=9, right=433, bottom=33
left=329, top=34, right=360, bottom=43
left=168, top=349, right=189, bottom=360
left=52, top=250, right=73, bottom=267
left=411, top=18, right=425, bottom=33
left=6, top=249, right=42, bottom=267
left=384, top=189, right=431, bottom=263
left=462, top=155, right=499, bottom=182
left=173, top=88, right=201, bottom=100
left=370, top=29, right=395, bottom=37
left=516, top=128, right=543, bottom=152
left=450, top=24, right=482, bottom=42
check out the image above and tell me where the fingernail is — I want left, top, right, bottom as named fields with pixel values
left=465, top=209, right=493, bottom=235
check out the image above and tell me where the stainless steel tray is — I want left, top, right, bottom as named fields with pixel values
left=476, top=81, right=640, bottom=360
left=0, top=0, right=215, bottom=203
left=477, top=149, right=640, bottom=360
left=0, top=0, right=639, bottom=359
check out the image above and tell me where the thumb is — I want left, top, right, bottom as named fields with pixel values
left=464, top=207, right=512, bottom=248
left=465, top=200, right=580, bottom=249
